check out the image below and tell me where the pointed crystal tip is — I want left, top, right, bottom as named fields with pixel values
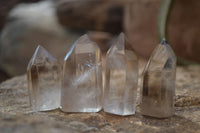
left=160, top=38, right=169, bottom=45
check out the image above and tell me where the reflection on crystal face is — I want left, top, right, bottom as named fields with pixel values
left=61, top=34, right=102, bottom=112
left=103, top=33, right=138, bottom=116
left=27, top=45, right=61, bottom=112
left=140, top=38, right=176, bottom=118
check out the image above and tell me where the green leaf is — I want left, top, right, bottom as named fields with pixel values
left=158, top=0, right=173, bottom=41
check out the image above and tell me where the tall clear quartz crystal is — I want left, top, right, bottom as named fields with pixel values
left=104, top=33, right=138, bottom=116
left=61, top=34, right=102, bottom=112
left=27, top=45, right=61, bottom=112
left=140, top=38, right=176, bottom=118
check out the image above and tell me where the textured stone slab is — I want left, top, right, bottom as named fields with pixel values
left=175, top=66, right=200, bottom=107
left=0, top=65, right=200, bottom=132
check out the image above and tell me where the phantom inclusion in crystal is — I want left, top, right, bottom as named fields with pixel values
left=140, top=38, right=176, bottom=118
left=27, top=45, right=61, bottom=112
left=103, top=33, right=138, bottom=116
left=61, top=34, right=102, bottom=112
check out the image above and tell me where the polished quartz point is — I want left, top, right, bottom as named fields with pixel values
left=61, top=34, right=102, bottom=112
left=140, top=38, right=176, bottom=118
left=27, top=45, right=61, bottom=112
left=103, top=33, right=138, bottom=116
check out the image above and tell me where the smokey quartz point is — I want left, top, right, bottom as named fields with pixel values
left=140, top=38, right=176, bottom=118
left=103, top=33, right=138, bottom=116
left=61, top=34, right=102, bottom=112
left=27, top=45, right=62, bottom=112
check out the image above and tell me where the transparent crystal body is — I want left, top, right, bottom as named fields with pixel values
left=61, top=34, right=102, bottom=112
left=140, top=39, right=176, bottom=118
left=27, top=45, right=61, bottom=112
left=103, top=33, right=138, bottom=116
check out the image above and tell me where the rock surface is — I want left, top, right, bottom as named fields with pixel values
left=0, top=1, right=113, bottom=78
left=0, top=0, right=41, bottom=30
left=56, top=0, right=123, bottom=34
left=124, top=0, right=161, bottom=58
left=124, top=0, right=200, bottom=63
left=0, top=1, right=83, bottom=77
left=168, top=0, right=200, bottom=62
left=0, top=65, right=200, bottom=132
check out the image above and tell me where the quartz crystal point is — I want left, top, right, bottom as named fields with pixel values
left=27, top=45, right=62, bottom=112
left=104, top=33, right=138, bottom=116
left=140, top=38, right=176, bottom=118
left=61, top=34, right=102, bottom=112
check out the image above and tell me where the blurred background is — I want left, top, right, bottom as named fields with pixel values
left=0, top=0, right=199, bottom=82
